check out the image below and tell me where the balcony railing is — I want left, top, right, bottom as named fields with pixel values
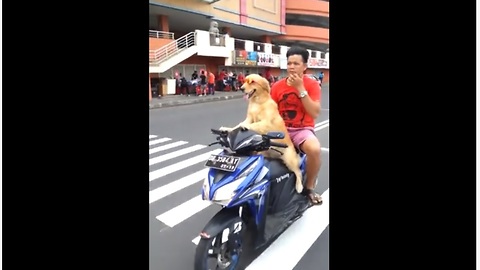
left=149, top=30, right=174, bottom=39
left=149, top=32, right=196, bottom=65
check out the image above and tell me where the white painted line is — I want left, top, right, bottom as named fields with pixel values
left=246, top=188, right=329, bottom=270
left=149, top=145, right=206, bottom=166
left=321, top=147, right=329, bottom=152
left=149, top=141, right=188, bottom=155
left=149, top=149, right=221, bottom=181
left=314, top=123, right=329, bottom=132
left=149, top=135, right=158, bottom=139
left=156, top=195, right=212, bottom=228
left=315, top=120, right=329, bottom=127
left=192, top=236, right=200, bottom=245
left=149, top=137, right=172, bottom=146
left=246, top=189, right=329, bottom=270
left=149, top=168, right=208, bottom=204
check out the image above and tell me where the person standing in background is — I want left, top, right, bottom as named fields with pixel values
left=208, top=71, right=215, bottom=95
left=318, top=71, right=324, bottom=85
left=199, top=70, right=207, bottom=96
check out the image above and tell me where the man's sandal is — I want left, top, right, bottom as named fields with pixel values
left=302, top=189, right=323, bottom=205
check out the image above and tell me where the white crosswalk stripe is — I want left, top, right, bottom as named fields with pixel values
left=149, top=137, right=172, bottom=146
left=149, top=144, right=206, bottom=166
left=149, top=169, right=207, bottom=204
left=149, top=141, right=188, bottom=155
left=149, top=124, right=329, bottom=267
left=149, top=136, right=220, bottom=229
left=155, top=195, right=212, bottom=227
left=149, top=149, right=221, bottom=182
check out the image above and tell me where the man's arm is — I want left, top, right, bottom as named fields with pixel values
left=270, top=82, right=279, bottom=104
left=298, top=81, right=321, bottom=119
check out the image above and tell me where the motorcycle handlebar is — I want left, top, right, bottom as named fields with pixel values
left=269, top=141, right=288, bottom=148
left=211, top=128, right=287, bottom=149
left=211, top=129, right=228, bottom=136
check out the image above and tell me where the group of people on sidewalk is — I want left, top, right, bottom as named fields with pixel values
left=177, top=70, right=216, bottom=96
left=176, top=68, right=284, bottom=97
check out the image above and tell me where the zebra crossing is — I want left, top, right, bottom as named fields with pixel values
left=149, top=134, right=223, bottom=233
left=149, top=120, right=329, bottom=269
left=150, top=120, right=329, bottom=226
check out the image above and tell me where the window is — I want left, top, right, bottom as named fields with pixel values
left=272, top=45, right=281, bottom=54
left=234, top=39, right=245, bottom=50
left=285, top=14, right=329, bottom=29
left=253, top=42, right=264, bottom=52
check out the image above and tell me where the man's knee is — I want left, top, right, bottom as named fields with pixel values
left=301, top=137, right=321, bottom=158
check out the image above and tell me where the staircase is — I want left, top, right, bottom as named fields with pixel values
left=149, top=32, right=198, bottom=73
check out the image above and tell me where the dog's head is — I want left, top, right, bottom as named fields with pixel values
left=240, top=74, right=271, bottom=100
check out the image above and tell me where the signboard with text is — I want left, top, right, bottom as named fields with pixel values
left=307, top=58, right=329, bottom=69
left=246, top=51, right=257, bottom=66
left=257, top=53, right=280, bottom=67
left=233, top=50, right=247, bottom=65
left=232, top=50, right=258, bottom=66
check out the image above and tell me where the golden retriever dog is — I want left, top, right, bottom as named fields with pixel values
left=219, top=74, right=304, bottom=193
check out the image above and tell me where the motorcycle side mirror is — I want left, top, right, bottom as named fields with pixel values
left=265, top=132, right=285, bottom=139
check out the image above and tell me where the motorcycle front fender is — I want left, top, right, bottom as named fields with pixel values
left=198, top=207, right=242, bottom=240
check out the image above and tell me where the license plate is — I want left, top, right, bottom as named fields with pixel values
left=205, top=154, right=241, bottom=172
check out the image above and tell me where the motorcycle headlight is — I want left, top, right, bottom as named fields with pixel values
left=213, top=176, right=246, bottom=201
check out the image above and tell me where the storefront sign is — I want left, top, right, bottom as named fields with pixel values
left=233, top=50, right=247, bottom=65
left=308, top=58, right=329, bottom=69
left=257, top=53, right=280, bottom=67
left=246, top=51, right=257, bottom=66
left=232, top=50, right=258, bottom=66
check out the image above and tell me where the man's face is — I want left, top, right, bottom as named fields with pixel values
left=287, top=54, right=307, bottom=76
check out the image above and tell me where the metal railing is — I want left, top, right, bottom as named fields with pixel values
left=149, top=32, right=196, bottom=65
left=149, top=30, right=174, bottom=39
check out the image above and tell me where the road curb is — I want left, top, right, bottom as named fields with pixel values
left=149, top=94, right=244, bottom=109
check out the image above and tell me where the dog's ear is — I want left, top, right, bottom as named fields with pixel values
left=245, top=75, right=270, bottom=93
left=257, top=77, right=270, bottom=93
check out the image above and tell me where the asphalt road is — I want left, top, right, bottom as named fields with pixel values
left=149, top=85, right=329, bottom=270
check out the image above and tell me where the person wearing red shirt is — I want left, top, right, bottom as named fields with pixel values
left=270, top=46, right=323, bottom=205
left=208, top=71, right=215, bottom=95
left=218, top=69, right=226, bottom=91
left=237, top=72, right=244, bottom=85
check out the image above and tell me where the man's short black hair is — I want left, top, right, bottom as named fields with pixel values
left=286, top=46, right=310, bottom=64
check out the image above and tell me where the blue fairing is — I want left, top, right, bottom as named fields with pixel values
left=204, top=151, right=270, bottom=225
left=203, top=151, right=307, bottom=226
left=207, top=153, right=264, bottom=201
left=230, top=179, right=269, bottom=225
left=299, top=153, right=307, bottom=174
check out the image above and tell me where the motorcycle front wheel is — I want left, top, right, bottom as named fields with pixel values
left=194, top=216, right=246, bottom=270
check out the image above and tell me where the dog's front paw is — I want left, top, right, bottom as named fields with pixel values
left=219, top=126, right=232, bottom=132
left=239, top=123, right=250, bottom=130
left=296, top=182, right=304, bottom=194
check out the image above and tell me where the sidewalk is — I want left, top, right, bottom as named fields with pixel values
left=149, top=91, right=244, bottom=109
left=149, top=83, right=329, bottom=109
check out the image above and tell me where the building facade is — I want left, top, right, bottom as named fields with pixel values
left=149, top=0, right=329, bottom=99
